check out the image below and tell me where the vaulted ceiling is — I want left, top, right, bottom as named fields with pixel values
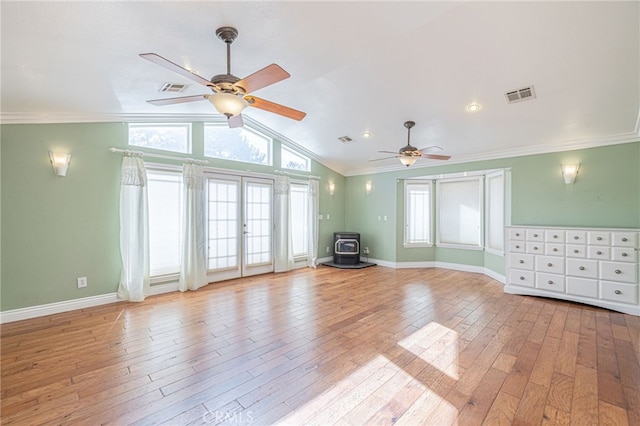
left=2, top=1, right=638, bottom=176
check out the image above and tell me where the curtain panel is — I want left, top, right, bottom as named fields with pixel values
left=179, top=163, right=208, bottom=291
left=117, top=154, right=150, bottom=302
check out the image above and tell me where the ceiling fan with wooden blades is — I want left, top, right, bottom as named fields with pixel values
left=372, top=121, right=451, bottom=167
left=140, top=26, right=306, bottom=128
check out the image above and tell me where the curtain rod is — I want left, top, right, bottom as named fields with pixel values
left=274, top=170, right=321, bottom=180
left=109, top=148, right=209, bottom=165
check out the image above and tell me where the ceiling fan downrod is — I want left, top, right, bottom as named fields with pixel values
left=216, top=26, right=239, bottom=76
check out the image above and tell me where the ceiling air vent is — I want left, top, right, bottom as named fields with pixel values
left=160, top=83, right=189, bottom=93
left=505, top=85, right=536, bottom=104
left=338, top=136, right=354, bottom=143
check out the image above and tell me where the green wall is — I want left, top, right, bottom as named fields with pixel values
left=2, top=120, right=637, bottom=312
left=345, top=142, right=640, bottom=274
left=1, top=122, right=345, bottom=311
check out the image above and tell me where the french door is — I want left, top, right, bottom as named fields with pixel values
left=206, top=174, right=274, bottom=282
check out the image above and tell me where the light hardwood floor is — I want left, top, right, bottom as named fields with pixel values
left=2, top=266, right=639, bottom=425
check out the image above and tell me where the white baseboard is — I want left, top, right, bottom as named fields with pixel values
left=1, top=262, right=505, bottom=324
left=0, top=281, right=180, bottom=324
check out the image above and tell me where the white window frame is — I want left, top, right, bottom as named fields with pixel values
left=281, top=145, right=311, bottom=172
left=203, top=123, right=273, bottom=166
left=485, top=170, right=505, bottom=256
left=435, top=176, right=484, bottom=250
left=128, top=123, right=192, bottom=154
left=403, top=180, right=433, bottom=247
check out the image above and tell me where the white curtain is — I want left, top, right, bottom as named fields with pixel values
left=307, top=179, right=319, bottom=268
left=179, top=162, right=208, bottom=291
left=117, top=154, right=150, bottom=302
left=274, top=175, right=294, bottom=272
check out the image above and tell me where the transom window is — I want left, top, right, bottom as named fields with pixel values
left=204, top=124, right=272, bottom=166
left=128, top=123, right=191, bottom=153
left=281, top=145, right=310, bottom=172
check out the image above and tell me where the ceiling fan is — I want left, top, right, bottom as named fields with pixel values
left=372, top=121, right=451, bottom=167
left=140, top=26, right=306, bottom=128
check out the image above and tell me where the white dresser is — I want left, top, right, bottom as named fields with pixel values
left=505, top=226, right=640, bottom=316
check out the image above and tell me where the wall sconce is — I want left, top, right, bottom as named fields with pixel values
left=49, top=152, right=72, bottom=176
left=328, top=183, right=335, bottom=196
left=561, top=164, right=580, bottom=184
left=365, top=182, right=372, bottom=195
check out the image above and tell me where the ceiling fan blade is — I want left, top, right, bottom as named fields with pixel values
left=418, top=145, right=444, bottom=153
left=377, top=150, right=399, bottom=154
left=235, top=64, right=290, bottom=94
left=140, top=53, right=215, bottom=88
left=147, top=94, right=209, bottom=106
left=421, top=154, right=452, bottom=160
left=228, top=114, right=244, bottom=128
left=245, top=96, right=306, bottom=121
left=369, top=156, right=397, bottom=162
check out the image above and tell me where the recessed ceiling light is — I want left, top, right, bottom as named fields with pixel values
left=466, top=103, right=481, bottom=112
left=362, top=131, right=372, bottom=138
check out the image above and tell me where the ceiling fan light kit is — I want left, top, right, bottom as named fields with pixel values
left=140, top=26, right=305, bottom=127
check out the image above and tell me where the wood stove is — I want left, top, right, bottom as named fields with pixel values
left=333, top=232, right=360, bottom=265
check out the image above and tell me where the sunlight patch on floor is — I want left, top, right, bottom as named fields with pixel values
left=398, top=321, right=460, bottom=381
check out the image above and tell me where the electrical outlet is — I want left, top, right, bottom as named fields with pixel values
left=364, top=247, right=370, bottom=254
left=326, top=214, right=330, bottom=220
left=326, top=246, right=330, bottom=253
left=77, top=276, right=87, bottom=288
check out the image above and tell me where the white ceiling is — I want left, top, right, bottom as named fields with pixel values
left=2, top=1, right=639, bottom=176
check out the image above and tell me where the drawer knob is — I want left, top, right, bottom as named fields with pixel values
left=597, top=237, right=602, bottom=241
left=553, top=248, right=558, bottom=252
left=520, top=276, right=525, bottom=280
left=615, top=290, right=622, bottom=295
left=547, top=263, right=553, bottom=267
left=574, top=236, right=579, bottom=240
left=574, top=249, right=579, bottom=254
left=622, top=252, right=628, bottom=257
left=579, top=266, right=585, bottom=271
left=615, top=270, right=622, bottom=274
left=515, top=245, right=520, bottom=249
left=519, top=260, right=524, bottom=264
left=622, top=237, right=628, bottom=242
left=516, top=233, right=520, bottom=236
left=553, top=235, right=558, bottom=239
left=597, top=251, right=602, bottom=255
left=548, top=280, right=554, bottom=285
left=533, top=233, right=539, bottom=237
left=534, top=246, right=539, bottom=250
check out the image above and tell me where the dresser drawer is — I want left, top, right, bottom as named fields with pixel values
left=600, top=281, right=638, bottom=305
left=588, top=231, right=610, bottom=246
left=587, top=246, right=610, bottom=260
left=566, top=277, right=598, bottom=298
left=612, top=232, right=637, bottom=248
left=508, top=254, right=534, bottom=270
left=508, top=269, right=534, bottom=288
left=545, top=230, right=565, bottom=243
left=508, top=228, right=526, bottom=241
left=566, top=258, right=598, bottom=279
left=545, top=243, right=564, bottom=256
left=526, top=229, right=544, bottom=242
left=536, top=255, right=565, bottom=274
left=600, top=261, right=637, bottom=283
left=508, top=241, right=525, bottom=253
left=567, top=231, right=587, bottom=244
left=536, top=273, right=565, bottom=293
left=612, top=247, right=637, bottom=263
left=566, top=244, right=586, bottom=258
left=526, top=242, right=543, bottom=254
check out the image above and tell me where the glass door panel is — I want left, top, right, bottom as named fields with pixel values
left=207, top=175, right=242, bottom=282
left=242, top=178, right=274, bottom=276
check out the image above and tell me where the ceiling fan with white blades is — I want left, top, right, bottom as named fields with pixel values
left=140, top=26, right=306, bottom=128
left=372, top=121, right=451, bottom=167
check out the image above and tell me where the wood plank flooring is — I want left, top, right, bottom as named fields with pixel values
left=2, top=266, right=639, bottom=425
